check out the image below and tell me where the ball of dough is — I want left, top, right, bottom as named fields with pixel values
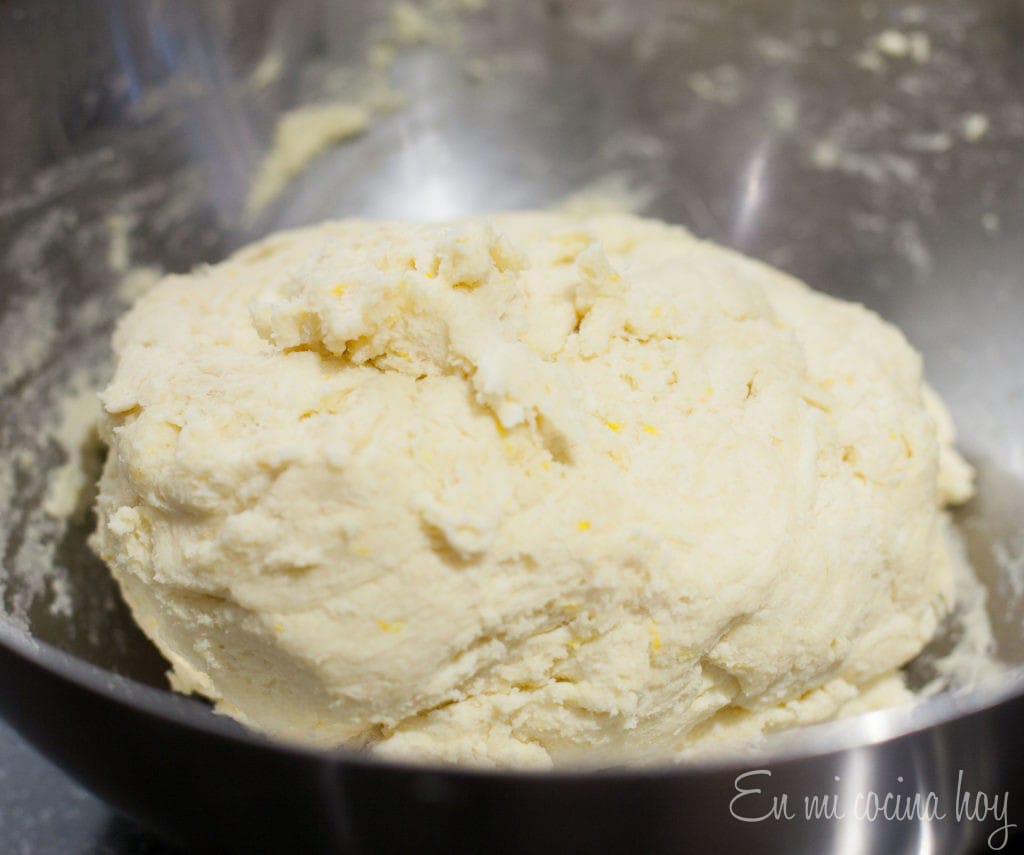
left=92, top=212, right=973, bottom=767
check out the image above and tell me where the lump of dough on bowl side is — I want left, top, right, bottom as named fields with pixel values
left=91, top=212, right=974, bottom=768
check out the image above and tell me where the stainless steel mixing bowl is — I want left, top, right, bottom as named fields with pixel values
left=1, top=1, right=1022, bottom=852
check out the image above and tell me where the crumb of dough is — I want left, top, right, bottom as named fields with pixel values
left=244, top=104, right=372, bottom=221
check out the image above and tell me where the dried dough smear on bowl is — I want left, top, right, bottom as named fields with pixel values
left=91, top=211, right=974, bottom=768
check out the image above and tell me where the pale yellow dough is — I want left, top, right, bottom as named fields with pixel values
left=92, top=212, right=973, bottom=768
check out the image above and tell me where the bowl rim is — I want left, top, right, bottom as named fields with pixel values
left=2, top=615, right=1023, bottom=780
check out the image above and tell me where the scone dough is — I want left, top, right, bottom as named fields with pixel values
left=92, top=212, right=973, bottom=767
